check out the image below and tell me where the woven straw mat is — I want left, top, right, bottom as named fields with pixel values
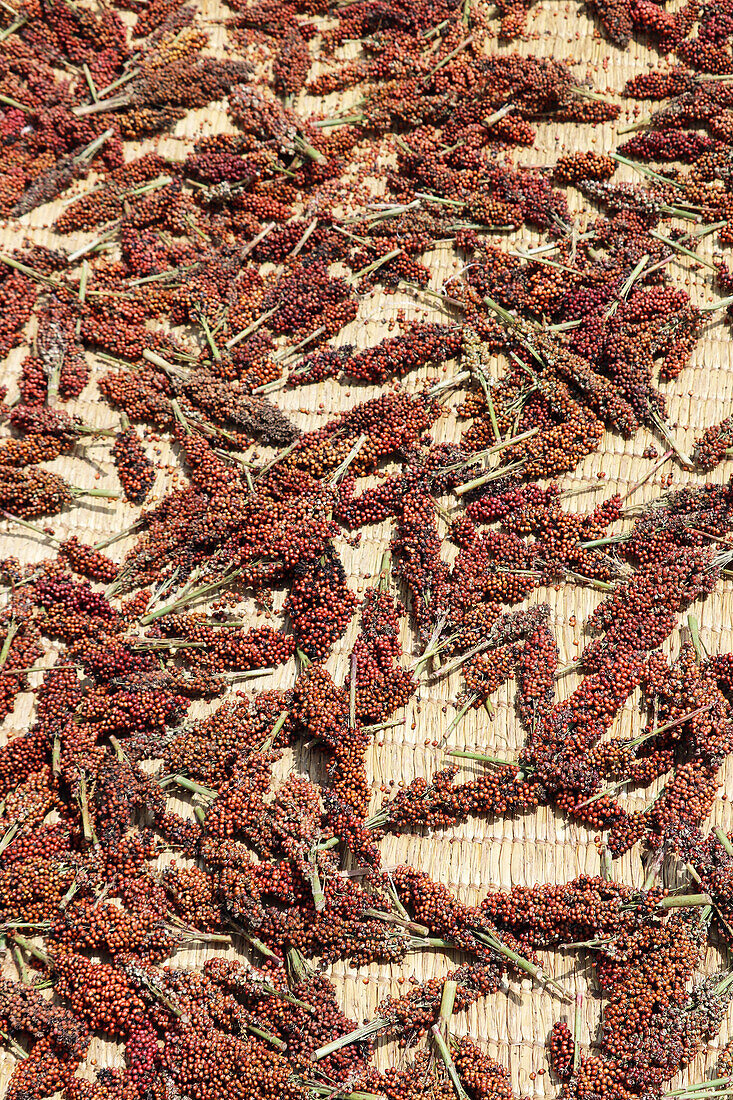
left=1, top=1, right=732, bottom=1096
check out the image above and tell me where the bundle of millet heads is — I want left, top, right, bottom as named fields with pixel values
left=6, top=0, right=733, bottom=1095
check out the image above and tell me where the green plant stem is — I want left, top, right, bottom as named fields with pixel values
left=225, top=305, right=280, bottom=349
left=302, top=1084, right=387, bottom=1100
left=78, top=774, right=96, bottom=845
left=0, top=620, right=18, bottom=671
left=12, top=933, right=50, bottom=965
left=656, top=894, right=712, bottom=909
left=443, top=694, right=479, bottom=740
left=573, top=991, right=583, bottom=1071
left=431, top=1024, right=469, bottom=1100
left=314, top=1017, right=387, bottom=1060
left=362, top=909, right=430, bottom=937
left=140, top=569, right=242, bottom=625
left=244, top=1022, right=286, bottom=1050
left=0, top=821, right=18, bottom=856
left=454, top=459, right=525, bottom=496
left=330, top=434, right=368, bottom=485
left=306, top=846, right=326, bottom=913
left=715, top=827, right=733, bottom=857
left=687, top=615, right=706, bottom=661
left=472, top=929, right=571, bottom=1000
left=164, top=774, right=217, bottom=800
left=0, top=1025, right=27, bottom=1059
left=666, top=1082, right=733, bottom=1098
left=0, top=92, right=28, bottom=111
left=13, top=944, right=30, bottom=985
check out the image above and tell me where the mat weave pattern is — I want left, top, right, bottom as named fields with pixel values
left=0, top=2, right=731, bottom=1095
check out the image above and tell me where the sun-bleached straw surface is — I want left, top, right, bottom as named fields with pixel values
left=1, top=2, right=733, bottom=1095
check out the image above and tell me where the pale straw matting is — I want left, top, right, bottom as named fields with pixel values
left=0, top=2, right=732, bottom=1095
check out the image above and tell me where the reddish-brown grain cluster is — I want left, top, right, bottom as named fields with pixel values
left=3, top=0, right=733, bottom=1095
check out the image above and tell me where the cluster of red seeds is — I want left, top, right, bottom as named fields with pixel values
left=3, top=0, right=733, bottom=1094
